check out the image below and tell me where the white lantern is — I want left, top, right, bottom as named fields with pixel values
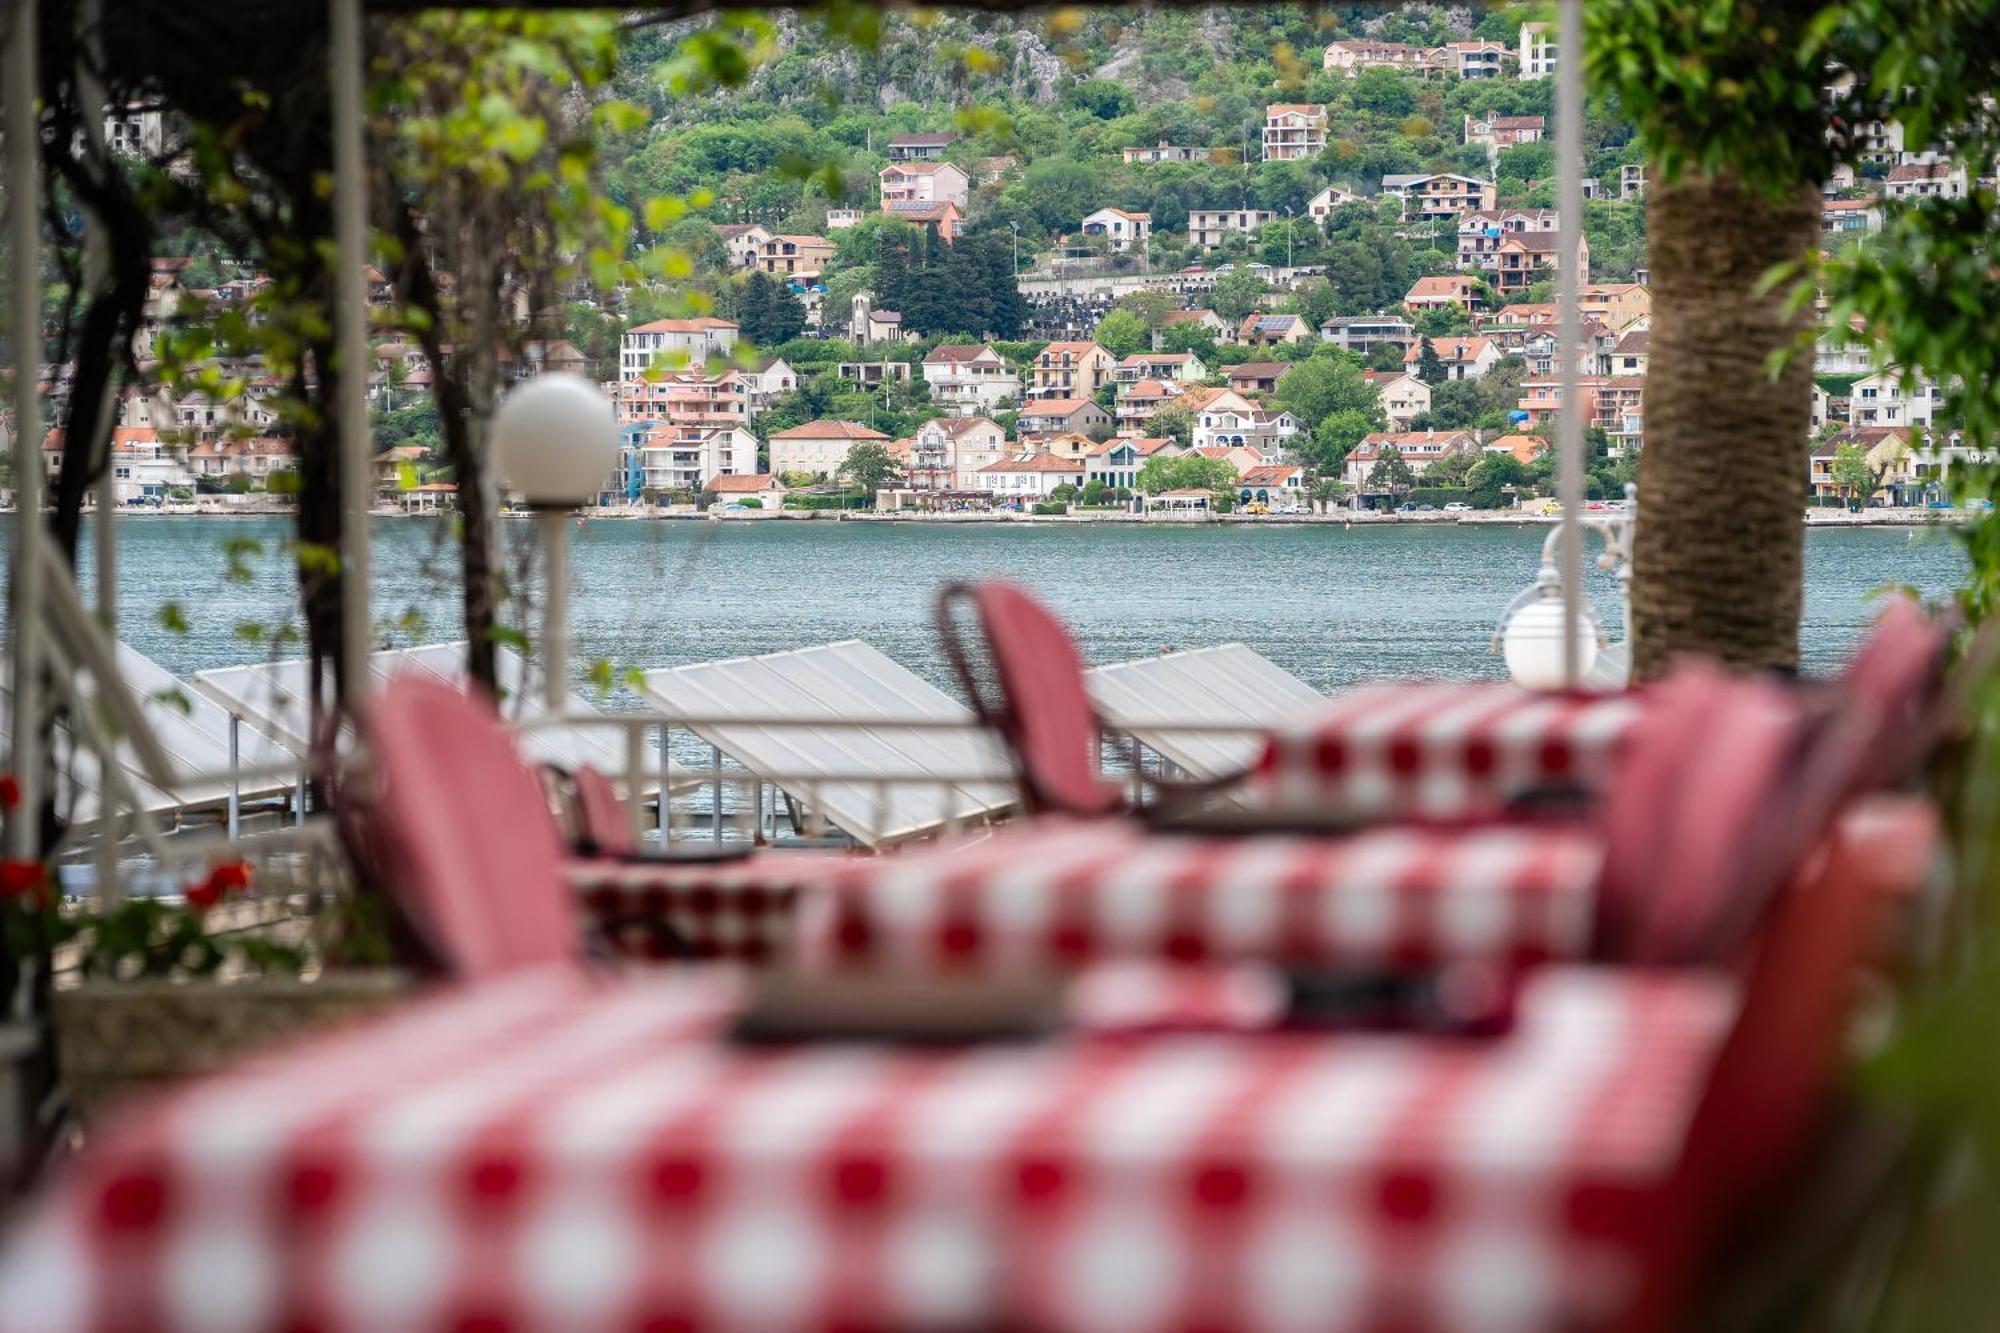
left=1501, top=594, right=1599, bottom=691
left=489, top=373, right=619, bottom=508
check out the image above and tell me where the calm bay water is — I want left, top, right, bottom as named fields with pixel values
left=15, top=514, right=1970, bottom=696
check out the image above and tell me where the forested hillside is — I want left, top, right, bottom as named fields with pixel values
left=554, top=5, right=1644, bottom=359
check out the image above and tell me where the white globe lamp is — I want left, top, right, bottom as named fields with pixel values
left=489, top=373, right=619, bottom=509
left=488, top=374, right=619, bottom=708
left=1501, top=592, right=1599, bottom=691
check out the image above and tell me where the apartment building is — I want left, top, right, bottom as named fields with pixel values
left=768, top=420, right=891, bottom=479
left=877, top=161, right=971, bottom=210
left=1518, top=21, right=1556, bottom=79
left=1262, top=104, right=1328, bottom=162
left=884, top=132, right=957, bottom=162
left=1382, top=172, right=1499, bottom=222
left=1187, top=207, right=1276, bottom=251
left=1457, top=208, right=1559, bottom=271
left=1079, top=207, right=1152, bottom=252
left=921, top=344, right=1022, bottom=414
left=618, top=317, right=739, bottom=379
left=1029, top=340, right=1117, bottom=398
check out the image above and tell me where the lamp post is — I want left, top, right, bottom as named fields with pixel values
left=1009, top=221, right=1019, bottom=276
left=1283, top=206, right=1293, bottom=270
left=490, top=374, right=620, bottom=711
left=1492, top=495, right=1635, bottom=690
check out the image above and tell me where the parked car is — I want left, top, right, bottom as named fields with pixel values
left=1398, top=501, right=1418, bottom=513
left=1416, top=503, right=1436, bottom=512
left=1443, top=502, right=1471, bottom=513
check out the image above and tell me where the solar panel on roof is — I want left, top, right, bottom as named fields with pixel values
left=636, top=640, right=1016, bottom=848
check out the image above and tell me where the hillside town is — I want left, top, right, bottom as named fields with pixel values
left=7, top=12, right=1986, bottom=521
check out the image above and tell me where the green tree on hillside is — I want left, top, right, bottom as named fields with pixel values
left=1149, top=400, right=1196, bottom=448
left=1366, top=445, right=1415, bottom=498
left=838, top=441, right=906, bottom=502
left=1466, top=452, right=1531, bottom=509
left=1155, top=322, right=1218, bottom=361
left=1210, top=268, right=1269, bottom=323
left=1093, top=309, right=1148, bottom=359
left=1274, top=355, right=1381, bottom=429
left=1415, top=337, right=1447, bottom=385
left=1135, top=452, right=1237, bottom=496
left=1830, top=444, right=1880, bottom=508
left=737, top=271, right=805, bottom=348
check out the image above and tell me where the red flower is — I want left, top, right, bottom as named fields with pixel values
left=0, top=774, right=20, bottom=810
left=184, top=879, right=224, bottom=913
left=0, top=859, right=49, bottom=909
left=206, top=861, right=253, bottom=895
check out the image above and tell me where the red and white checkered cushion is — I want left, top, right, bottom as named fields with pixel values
left=568, top=852, right=856, bottom=962
left=0, top=964, right=1737, bottom=1333
left=801, top=818, right=1604, bottom=975
left=1254, top=684, right=1642, bottom=821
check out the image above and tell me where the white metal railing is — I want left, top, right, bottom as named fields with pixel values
left=514, top=709, right=1275, bottom=849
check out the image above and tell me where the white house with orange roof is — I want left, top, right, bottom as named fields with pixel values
left=1238, top=463, right=1306, bottom=507
left=703, top=474, right=788, bottom=507
left=46, top=425, right=193, bottom=501
left=1080, top=208, right=1153, bottom=252
left=630, top=424, right=758, bottom=494
left=1364, top=370, right=1431, bottom=428
left=1307, top=184, right=1364, bottom=221
left=1341, top=430, right=1478, bottom=489
left=1115, top=351, right=1208, bottom=383
left=1404, top=274, right=1486, bottom=315
left=1017, top=397, right=1112, bottom=438
left=1113, top=379, right=1183, bottom=431
left=1086, top=436, right=1177, bottom=491
left=878, top=161, right=970, bottom=210
left=976, top=450, right=1087, bottom=500
left=1406, top=334, right=1503, bottom=381
left=1190, top=389, right=1301, bottom=461
left=768, top=419, right=890, bottom=480
left=619, top=316, right=739, bottom=379
left=921, top=344, right=1021, bottom=413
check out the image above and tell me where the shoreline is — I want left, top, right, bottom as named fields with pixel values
left=0, top=505, right=1964, bottom=530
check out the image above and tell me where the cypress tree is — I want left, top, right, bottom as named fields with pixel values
left=738, top=271, right=773, bottom=345
left=873, top=234, right=910, bottom=317
left=982, top=229, right=1027, bottom=339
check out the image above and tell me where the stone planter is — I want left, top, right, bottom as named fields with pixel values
left=52, top=971, right=412, bottom=1121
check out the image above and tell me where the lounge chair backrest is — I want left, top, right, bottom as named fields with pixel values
left=1840, top=595, right=1956, bottom=790
left=571, top=765, right=637, bottom=856
left=1592, top=665, right=1731, bottom=959
left=1596, top=665, right=1839, bottom=966
left=367, top=675, right=579, bottom=979
left=1682, top=798, right=1933, bottom=1212
left=937, top=580, right=1124, bottom=818
left=1627, top=674, right=1812, bottom=966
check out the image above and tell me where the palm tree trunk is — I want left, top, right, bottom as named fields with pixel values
left=1630, top=173, right=1822, bottom=680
